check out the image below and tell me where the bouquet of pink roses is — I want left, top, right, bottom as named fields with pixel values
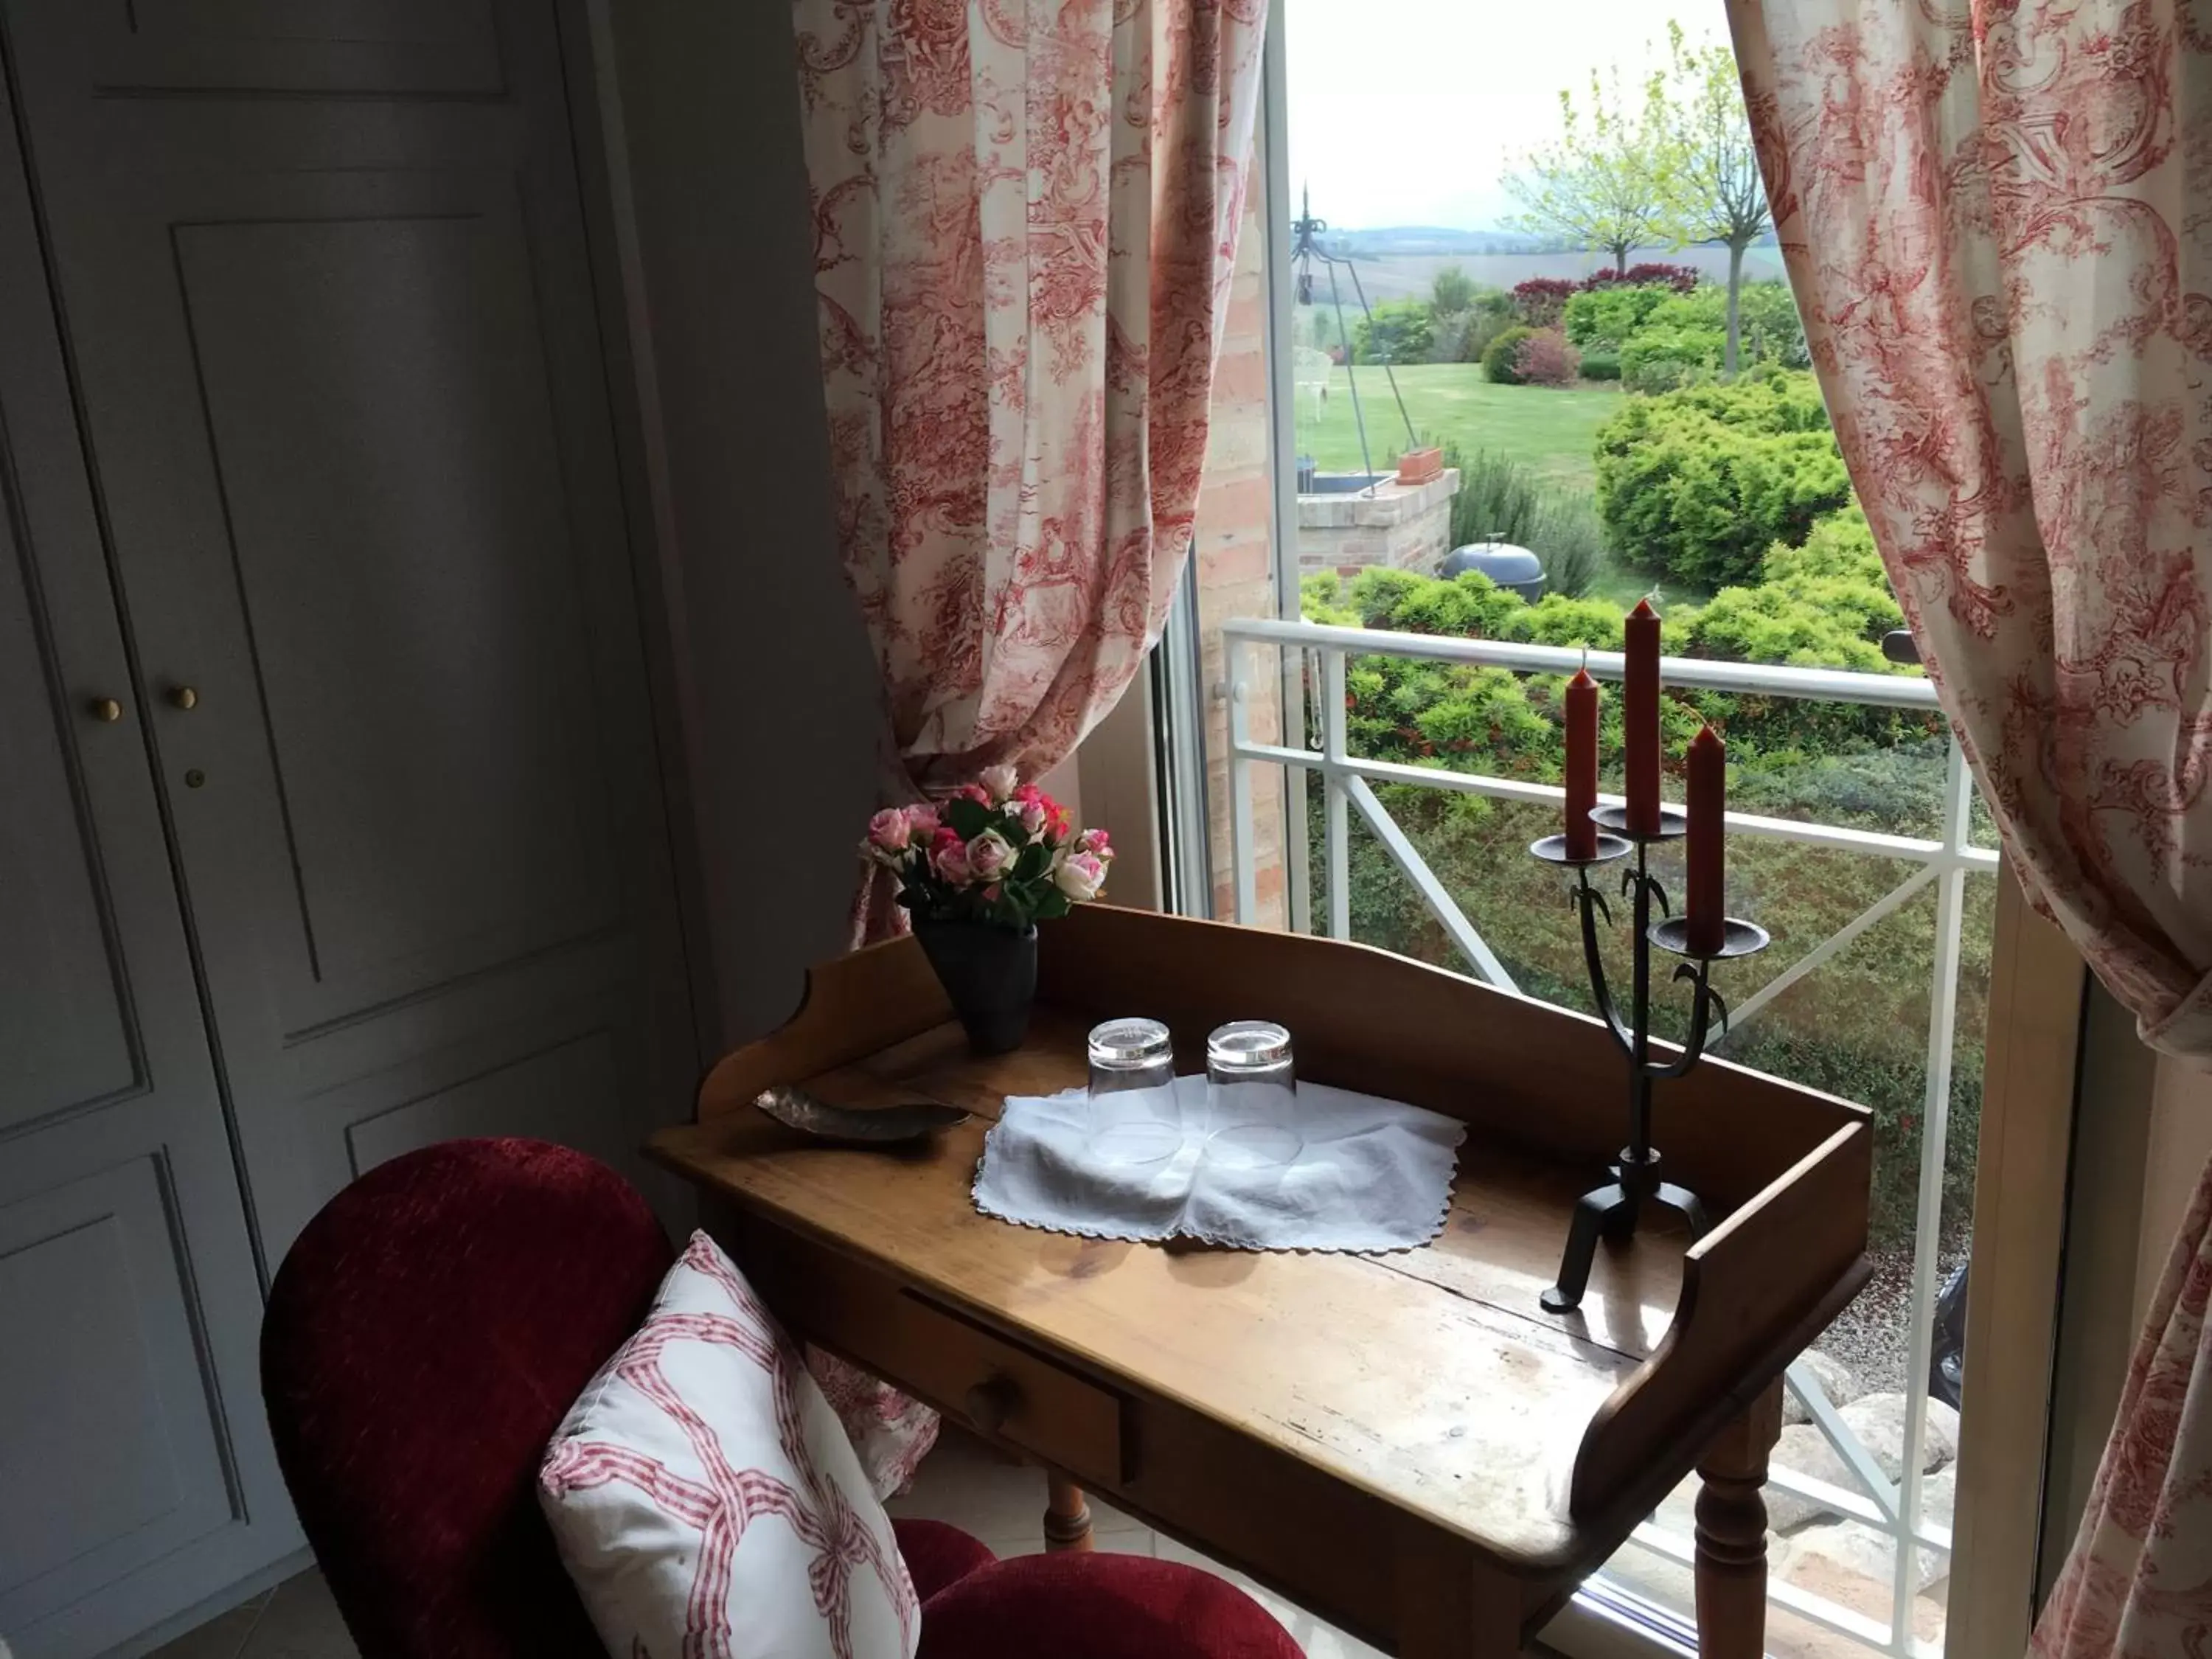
left=862, top=764, right=1113, bottom=931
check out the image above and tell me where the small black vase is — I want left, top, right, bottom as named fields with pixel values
left=913, top=918, right=1038, bottom=1054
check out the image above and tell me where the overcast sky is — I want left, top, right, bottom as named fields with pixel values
left=1283, top=1, right=1736, bottom=231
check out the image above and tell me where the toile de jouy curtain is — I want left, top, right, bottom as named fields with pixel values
left=788, top=0, right=1266, bottom=1490
left=1725, top=3, right=2212, bottom=1651
left=796, top=0, right=1268, bottom=938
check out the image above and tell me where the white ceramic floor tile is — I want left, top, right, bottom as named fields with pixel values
left=143, top=1596, right=268, bottom=1659
left=238, top=1571, right=356, bottom=1659
left=886, top=1427, right=1049, bottom=1540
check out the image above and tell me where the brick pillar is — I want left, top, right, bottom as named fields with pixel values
left=1191, top=166, right=1289, bottom=931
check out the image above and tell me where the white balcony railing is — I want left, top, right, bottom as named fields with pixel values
left=1220, top=615, right=1994, bottom=1659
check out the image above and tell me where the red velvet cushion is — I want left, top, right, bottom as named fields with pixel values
left=915, top=1553, right=1304, bottom=1659
left=892, top=1519, right=999, bottom=1603
left=261, top=1139, right=675, bottom=1659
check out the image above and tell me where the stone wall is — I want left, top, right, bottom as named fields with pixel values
left=1295, top=470, right=1460, bottom=578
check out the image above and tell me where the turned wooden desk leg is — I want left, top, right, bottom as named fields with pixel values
left=1694, top=1380, right=1784, bottom=1659
left=1044, top=1472, right=1095, bottom=1553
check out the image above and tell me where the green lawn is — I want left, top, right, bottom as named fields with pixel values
left=1293, top=364, right=1623, bottom=496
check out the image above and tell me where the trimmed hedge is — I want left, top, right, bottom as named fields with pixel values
left=1594, top=371, right=1852, bottom=588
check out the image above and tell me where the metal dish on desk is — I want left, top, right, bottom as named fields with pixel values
left=753, top=1085, right=970, bottom=1146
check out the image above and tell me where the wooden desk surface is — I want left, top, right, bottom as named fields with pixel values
left=653, top=905, right=1874, bottom=1649
left=657, top=1011, right=1688, bottom=1564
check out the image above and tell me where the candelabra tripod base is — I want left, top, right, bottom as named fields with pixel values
left=1540, top=1159, right=1709, bottom=1315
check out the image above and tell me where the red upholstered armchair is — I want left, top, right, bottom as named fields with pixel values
left=260, top=1138, right=1301, bottom=1659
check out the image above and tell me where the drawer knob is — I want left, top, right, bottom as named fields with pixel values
left=964, top=1374, right=1021, bottom=1435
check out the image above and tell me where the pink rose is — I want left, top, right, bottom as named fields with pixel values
left=1008, top=796, right=1049, bottom=837
left=1077, top=826, right=1113, bottom=859
left=979, top=764, right=1020, bottom=802
left=967, top=829, right=1015, bottom=882
left=931, top=828, right=973, bottom=885
left=954, top=783, right=992, bottom=807
left=866, top=807, right=911, bottom=855
left=1053, top=849, right=1107, bottom=902
left=903, top=802, right=940, bottom=839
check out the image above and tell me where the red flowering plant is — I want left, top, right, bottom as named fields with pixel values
left=860, top=765, right=1113, bottom=929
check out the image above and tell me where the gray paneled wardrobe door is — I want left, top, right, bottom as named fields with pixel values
left=1, top=0, right=692, bottom=1270
left=0, top=63, right=295, bottom=1659
left=0, top=1, right=691, bottom=1650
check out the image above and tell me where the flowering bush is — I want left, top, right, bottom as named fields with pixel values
left=862, top=765, right=1113, bottom=929
left=1510, top=276, right=1577, bottom=327
left=1512, top=328, right=1582, bottom=387
left=1583, top=262, right=1702, bottom=293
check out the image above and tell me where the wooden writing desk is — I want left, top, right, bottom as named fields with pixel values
left=651, top=906, right=1871, bottom=1656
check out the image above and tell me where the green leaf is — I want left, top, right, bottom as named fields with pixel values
left=942, top=797, right=992, bottom=841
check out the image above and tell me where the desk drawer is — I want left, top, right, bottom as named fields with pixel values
left=727, top=1213, right=1125, bottom=1487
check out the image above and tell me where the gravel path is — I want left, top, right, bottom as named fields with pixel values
left=1809, top=1227, right=1972, bottom=1399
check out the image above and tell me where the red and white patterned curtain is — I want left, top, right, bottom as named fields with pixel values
left=796, top=0, right=1267, bottom=838
left=1725, top=3, right=2212, bottom=1651
left=789, top=0, right=1265, bottom=1489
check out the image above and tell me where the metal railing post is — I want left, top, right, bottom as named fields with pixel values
left=1888, top=737, right=1973, bottom=1650
left=1228, top=636, right=1257, bottom=927
left=1322, top=647, right=1349, bottom=941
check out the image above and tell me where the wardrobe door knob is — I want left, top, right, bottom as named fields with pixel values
left=167, top=685, right=198, bottom=711
left=88, top=697, right=123, bottom=722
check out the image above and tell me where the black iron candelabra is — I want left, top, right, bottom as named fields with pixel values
left=1527, top=805, right=1768, bottom=1313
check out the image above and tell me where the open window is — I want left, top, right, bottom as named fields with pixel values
left=1077, top=6, right=2091, bottom=1657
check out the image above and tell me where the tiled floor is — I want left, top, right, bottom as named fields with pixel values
left=145, top=1569, right=356, bottom=1659
left=885, top=1428, right=1385, bottom=1658
left=147, top=1425, right=1381, bottom=1659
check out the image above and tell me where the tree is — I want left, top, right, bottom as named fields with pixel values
left=1430, top=264, right=1476, bottom=316
left=1504, top=63, right=1681, bottom=278
left=1662, top=26, right=1773, bottom=376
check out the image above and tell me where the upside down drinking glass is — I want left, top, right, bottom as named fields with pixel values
left=1204, top=1021, right=1303, bottom=1169
left=1085, top=1018, right=1185, bottom=1166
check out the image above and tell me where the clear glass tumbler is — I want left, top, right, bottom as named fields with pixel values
left=1203, top=1020, right=1303, bottom=1169
left=1085, top=1018, right=1184, bottom=1166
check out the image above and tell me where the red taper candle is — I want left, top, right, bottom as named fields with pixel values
left=1624, top=598, right=1661, bottom=834
left=1686, top=723, right=1727, bottom=954
left=1564, top=664, right=1599, bottom=859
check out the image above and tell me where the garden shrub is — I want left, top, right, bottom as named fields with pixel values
left=1636, top=283, right=1810, bottom=373
left=1511, top=277, right=1577, bottom=328
left=1563, top=283, right=1674, bottom=349
left=1439, top=442, right=1543, bottom=549
left=1681, top=583, right=1892, bottom=672
left=1506, top=593, right=1627, bottom=647
left=1344, top=566, right=1430, bottom=627
left=1371, top=571, right=1531, bottom=641
left=1482, top=325, right=1538, bottom=385
left=1427, top=310, right=1474, bottom=364
left=1641, top=369, right=1834, bottom=434
left=1351, top=297, right=1435, bottom=365
left=1460, top=310, right=1513, bottom=365
left=1594, top=371, right=1852, bottom=587
left=1513, top=329, right=1582, bottom=387
left=1523, top=494, right=1605, bottom=599
left=1587, top=262, right=1702, bottom=293
left=1680, top=505, right=1905, bottom=675
left=1579, top=351, right=1621, bottom=382
left=1620, top=322, right=1725, bottom=391
left=1766, top=502, right=1885, bottom=583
